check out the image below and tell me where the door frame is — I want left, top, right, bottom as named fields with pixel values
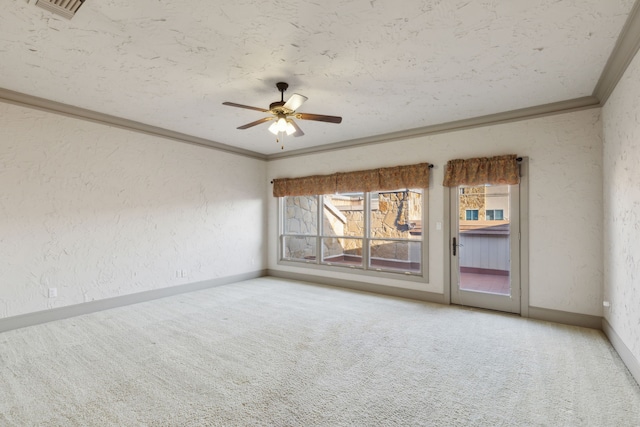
left=450, top=182, right=520, bottom=313
left=443, top=157, right=529, bottom=317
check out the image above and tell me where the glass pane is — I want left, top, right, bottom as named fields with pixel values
left=284, top=196, right=317, bottom=235
left=370, top=189, right=423, bottom=240
left=283, top=236, right=317, bottom=262
left=321, top=237, right=363, bottom=267
left=458, top=184, right=511, bottom=295
left=369, top=239, right=421, bottom=273
left=486, top=209, right=504, bottom=221
left=323, top=193, right=365, bottom=237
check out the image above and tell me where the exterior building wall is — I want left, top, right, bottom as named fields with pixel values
left=459, top=185, right=510, bottom=221
left=486, top=186, right=510, bottom=219
left=459, top=186, right=486, bottom=220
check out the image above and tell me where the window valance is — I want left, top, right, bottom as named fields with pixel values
left=272, top=162, right=432, bottom=197
left=442, top=155, right=520, bottom=187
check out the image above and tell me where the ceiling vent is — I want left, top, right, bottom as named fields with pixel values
left=35, top=0, right=85, bottom=19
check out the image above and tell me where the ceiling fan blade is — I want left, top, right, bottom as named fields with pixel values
left=289, top=119, right=305, bottom=137
left=283, top=93, right=308, bottom=112
left=222, top=102, right=269, bottom=113
left=237, top=117, right=272, bottom=129
left=295, top=113, right=342, bottom=124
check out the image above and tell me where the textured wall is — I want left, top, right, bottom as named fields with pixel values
left=602, top=49, right=640, bottom=362
left=0, top=103, right=267, bottom=319
left=268, top=108, right=604, bottom=316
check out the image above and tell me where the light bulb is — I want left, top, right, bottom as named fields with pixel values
left=268, top=122, right=279, bottom=135
left=285, top=121, right=296, bottom=136
left=276, top=117, right=288, bottom=132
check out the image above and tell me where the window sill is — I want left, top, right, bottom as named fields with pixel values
left=277, top=258, right=428, bottom=284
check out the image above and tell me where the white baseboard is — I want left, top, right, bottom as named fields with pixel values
left=267, top=269, right=447, bottom=304
left=527, top=306, right=603, bottom=329
left=602, top=318, right=640, bottom=387
left=268, top=270, right=603, bottom=328
left=0, top=270, right=267, bottom=333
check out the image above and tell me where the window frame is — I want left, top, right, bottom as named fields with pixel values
left=485, top=209, right=504, bottom=221
left=278, top=189, right=428, bottom=283
left=465, top=209, right=479, bottom=220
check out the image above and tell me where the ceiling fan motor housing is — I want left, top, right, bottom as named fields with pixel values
left=269, top=101, right=287, bottom=111
left=271, top=82, right=290, bottom=112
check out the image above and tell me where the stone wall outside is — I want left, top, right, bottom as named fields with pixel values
left=459, top=186, right=485, bottom=220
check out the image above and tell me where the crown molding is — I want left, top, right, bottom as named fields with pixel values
left=0, top=87, right=267, bottom=161
left=0, top=90, right=601, bottom=164
left=593, top=0, right=640, bottom=104
left=267, top=96, right=601, bottom=160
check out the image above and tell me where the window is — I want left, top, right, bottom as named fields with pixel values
left=486, top=209, right=504, bottom=220
left=282, top=196, right=319, bottom=262
left=465, top=209, right=479, bottom=220
left=280, top=188, right=425, bottom=276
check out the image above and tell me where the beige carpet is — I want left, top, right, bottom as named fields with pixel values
left=0, top=277, right=638, bottom=426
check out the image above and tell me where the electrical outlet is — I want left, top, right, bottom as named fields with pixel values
left=48, top=288, right=57, bottom=298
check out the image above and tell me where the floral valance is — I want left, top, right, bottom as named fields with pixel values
left=272, top=162, right=432, bottom=197
left=442, top=155, right=520, bottom=187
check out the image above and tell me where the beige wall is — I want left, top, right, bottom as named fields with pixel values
left=602, top=47, right=640, bottom=362
left=0, top=102, right=267, bottom=319
left=0, top=82, right=611, bottom=324
left=268, top=108, right=604, bottom=316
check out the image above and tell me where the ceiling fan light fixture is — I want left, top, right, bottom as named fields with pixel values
left=276, top=117, right=288, bottom=131
left=269, top=117, right=296, bottom=136
left=285, top=121, right=296, bottom=136
left=269, top=116, right=290, bottom=135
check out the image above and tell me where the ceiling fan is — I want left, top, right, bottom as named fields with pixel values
left=222, top=82, right=342, bottom=141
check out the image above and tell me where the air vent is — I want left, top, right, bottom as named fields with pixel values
left=35, top=0, right=85, bottom=19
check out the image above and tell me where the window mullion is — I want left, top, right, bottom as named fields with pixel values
left=279, top=197, right=284, bottom=260
left=363, top=191, right=371, bottom=270
left=317, top=195, right=322, bottom=265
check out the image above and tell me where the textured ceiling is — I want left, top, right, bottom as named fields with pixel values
left=0, top=0, right=636, bottom=156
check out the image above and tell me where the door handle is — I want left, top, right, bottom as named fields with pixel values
left=452, top=237, right=463, bottom=256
